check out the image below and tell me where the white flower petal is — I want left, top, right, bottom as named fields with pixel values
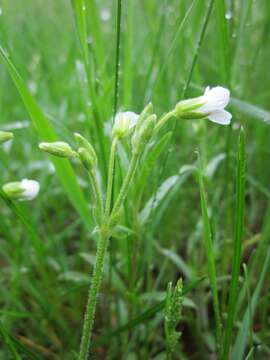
left=124, top=111, right=139, bottom=130
left=20, top=179, right=40, bottom=200
left=199, top=86, right=230, bottom=113
left=208, top=110, right=232, bottom=125
left=113, top=111, right=139, bottom=138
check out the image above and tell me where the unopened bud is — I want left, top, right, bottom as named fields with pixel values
left=74, top=133, right=97, bottom=168
left=39, top=141, right=76, bottom=158
left=132, top=114, right=157, bottom=154
left=0, top=131, right=13, bottom=145
left=136, top=102, right=153, bottom=129
left=78, top=147, right=96, bottom=171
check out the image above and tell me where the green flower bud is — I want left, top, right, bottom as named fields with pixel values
left=39, top=141, right=76, bottom=158
left=74, top=133, right=97, bottom=168
left=78, top=147, right=96, bottom=171
left=132, top=114, right=157, bottom=154
left=135, top=102, right=153, bottom=129
left=0, top=131, right=13, bottom=145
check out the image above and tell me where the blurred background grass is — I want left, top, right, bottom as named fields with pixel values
left=0, top=0, right=270, bottom=359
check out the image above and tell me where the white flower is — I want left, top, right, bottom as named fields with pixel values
left=112, top=111, right=139, bottom=139
left=175, top=86, right=232, bottom=125
left=20, top=179, right=40, bottom=200
left=2, top=179, right=40, bottom=201
left=197, top=86, right=232, bottom=125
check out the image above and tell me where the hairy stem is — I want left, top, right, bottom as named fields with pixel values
left=78, top=228, right=109, bottom=360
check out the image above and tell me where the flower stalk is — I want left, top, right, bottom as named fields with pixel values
left=104, top=137, right=118, bottom=218
left=78, top=226, right=109, bottom=360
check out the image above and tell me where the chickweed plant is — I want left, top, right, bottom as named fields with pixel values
left=1, top=1, right=270, bottom=359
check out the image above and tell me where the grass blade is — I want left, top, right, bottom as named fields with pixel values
left=0, top=321, right=22, bottom=360
left=197, top=153, right=222, bottom=349
left=72, top=0, right=107, bottom=178
left=232, top=249, right=270, bottom=359
left=222, top=127, right=246, bottom=359
left=214, top=0, right=231, bottom=84
left=0, top=46, right=92, bottom=228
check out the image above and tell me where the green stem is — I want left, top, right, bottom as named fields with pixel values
left=110, top=153, right=139, bottom=219
left=78, top=228, right=109, bottom=360
left=105, top=137, right=118, bottom=218
left=154, top=110, right=175, bottom=134
left=89, top=170, right=104, bottom=216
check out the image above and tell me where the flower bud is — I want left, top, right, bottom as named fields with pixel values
left=2, top=179, right=40, bottom=201
left=0, top=131, right=13, bottom=145
left=132, top=114, right=157, bottom=154
left=74, top=133, right=97, bottom=169
left=136, top=102, right=153, bottom=129
left=39, top=141, right=76, bottom=158
left=112, top=111, right=138, bottom=139
left=78, top=147, right=96, bottom=171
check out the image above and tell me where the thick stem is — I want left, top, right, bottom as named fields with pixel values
left=105, top=137, right=118, bottom=218
left=78, top=229, right=109, bottom=360
left=110, top=153, right=139, bottom=219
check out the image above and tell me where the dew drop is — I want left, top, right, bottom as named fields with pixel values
left=100, top=8, right=110, bottom=21
left=225, top=11, right=233, bottom=20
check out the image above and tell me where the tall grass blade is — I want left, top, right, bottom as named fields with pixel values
left=72, top=0, right=107, bottom=177
left=222, top=127, right=246, bottom=359
left=197, top=153, right=222, bottom=349
left=214, top=0, right=231, bottom=84
left=113, top=0, right=122, bottom=119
